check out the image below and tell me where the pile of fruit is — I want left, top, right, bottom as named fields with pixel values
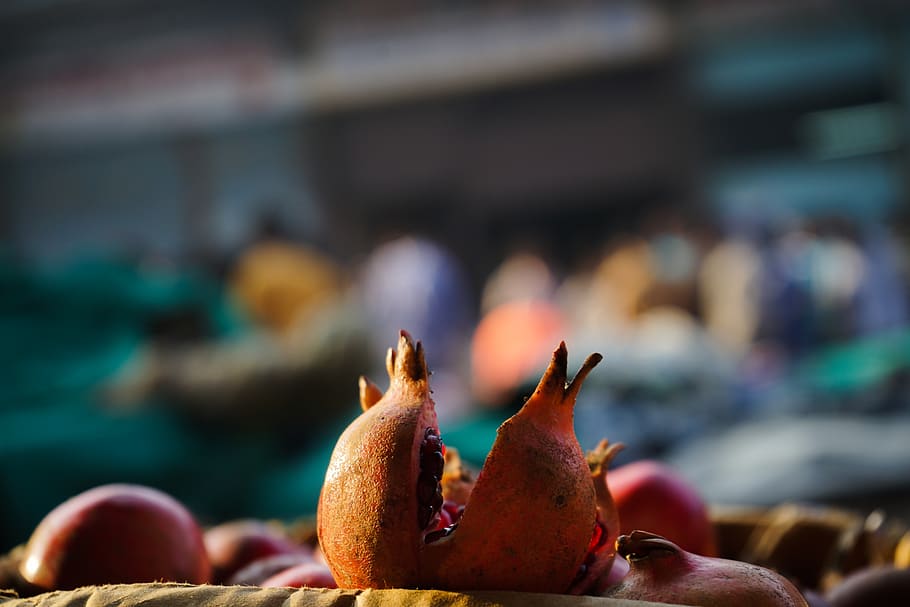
left=2, top=332, right=909, bottom=606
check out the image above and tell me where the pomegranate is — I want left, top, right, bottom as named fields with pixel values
left=204, top=519, right=309, bottom=584
left=317, top=331, right=602, bottom=592
left=825, top=566, right=910, bottom=607
left=608, top=459, right=717, bottom=556
left=261, top=562, right=338, bottom=588
left=602, top=530, right=808, bottom=606
left=567, top=438, right=624, bottom=595
left=19, top=484, right=211, bottom=590
left=228, top=552, right=317, bottom=586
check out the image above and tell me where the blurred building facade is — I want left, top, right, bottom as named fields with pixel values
left=5, top=1, right=908, bottom=286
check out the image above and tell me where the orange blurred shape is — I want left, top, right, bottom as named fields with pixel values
left=471, top=300, right=566, bottom=407
left=229, top=241, right=343, bottom=335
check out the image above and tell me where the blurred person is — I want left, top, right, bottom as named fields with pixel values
left=356, top=235, right=475, bottom=423
left=639, top=212, right=702, bottom=316
left=853, top=221, right=909, bottom=337
left=580, top=236, right=657, bottom=333
left=758, top=221, right=816, bottom=357
left=356, top=235, right=473, bottom=370
left=698, top=237, right=763, bottom=355
left=228, top=213, right=345, bottom=336
left=480, top=249, right=558, bottom=315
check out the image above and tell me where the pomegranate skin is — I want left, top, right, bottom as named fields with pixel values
left=19, top=484, right=211, bottom=590
left=567, top=439, right=624, bottom=595
left=603, top=531, right=808, bottom=607
left=228, top=552, right=316, bottom=586
left=260, top=562, right=338, bottom=588
left=318, top=331, right=439, bottom=589
left=204, top=519, right=308, bottom=584
left=608, top=459, right=717, bottom=556
left=318, top=331, right=602, bottom=593
left=825, top=566, right=910, bottom=607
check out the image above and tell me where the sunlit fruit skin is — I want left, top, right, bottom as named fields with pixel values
left=567, top=439, right=624, bottom=595
left=317, top=331, right=602, bottom=593
left=318, top=331, right=439, bottom=589
left=603, top=531, right=808, bottom=606
left=19, top=484, right=211, bottom=590
left=423, top=342, right=599, bottom=592
left=609, top=459, right=718, bottom=557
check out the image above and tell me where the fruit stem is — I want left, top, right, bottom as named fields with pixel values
left=617, top=531, right=681, bottom=562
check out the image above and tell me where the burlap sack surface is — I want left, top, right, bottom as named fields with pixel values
left=0, top=584, right=680, bottom=607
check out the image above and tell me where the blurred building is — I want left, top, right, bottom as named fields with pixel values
left=7, top=1, right=906, bottom=284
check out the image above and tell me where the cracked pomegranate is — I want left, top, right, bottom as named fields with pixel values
left=317, top=331, right=604, bottom=592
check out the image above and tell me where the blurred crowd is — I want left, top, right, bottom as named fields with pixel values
left=4, top=207, right=910, bottom=550
left=102, top=207, right=910, bottom=439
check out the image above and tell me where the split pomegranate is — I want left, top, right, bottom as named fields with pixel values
left=608, top=459, right=718, bottom=556
left=19, top=484, right=211, bottom=590
left=317, top=331, right=602, bottom=592
left=203, top=519, right=309, bottom=584
left=602, top=530, right=809, bottom=606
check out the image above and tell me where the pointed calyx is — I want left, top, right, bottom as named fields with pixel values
left=386, top=330, right=429, bottom=385
left=359, top=376, right=383, bottom=411
left=534, top=342, right=603, bottom=402
left=587, top=439, right=624, bottom=477
left=617, top=531, right=680, bottom=561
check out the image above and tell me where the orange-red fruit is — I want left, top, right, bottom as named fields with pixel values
left=602, top=530, right=808, bottom=606
left=204, top=519, right=309, bottom=584
left=567, top=439, right=624, bottom=595
left=19, top=484, right=211, bottom=590
left=317, top=331, right=602, bottom=593
left=261, top=562, right=337, bottom=588
left=608, top=459, right=717, bottom=556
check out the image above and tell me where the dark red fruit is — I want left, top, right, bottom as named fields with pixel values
left=204, top=519, right=309, bottom=584
left=261, top=562, right=338, bottom=588
left=228, top=552, right=317, bottom=586
left=603, top=531, right=808, bottom=606
left=825, top=566, right=910, bottom=607
left=19, top=484, right=211, bottom=590
left=608, top=459, right=717, bottom=556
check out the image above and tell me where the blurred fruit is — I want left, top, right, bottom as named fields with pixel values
left=825, top=566, right=910, bottom=607
left=228, top=552, right=316, bottom=586
left=260, top=562, right=337, bottom=588
left=204, top=519, right=309, bottom=584
left=608, top=459, right=717, bottom=556
left=471, top=300, right=566, bottom=405
left=603, top=530, right=808, bottom=606
left=317, top=332, right=603, bottom=593
left=19, top=484, right=210, bottom=590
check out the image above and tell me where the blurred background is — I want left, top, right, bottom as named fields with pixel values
left=3, top=0, right=910, bottom=551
